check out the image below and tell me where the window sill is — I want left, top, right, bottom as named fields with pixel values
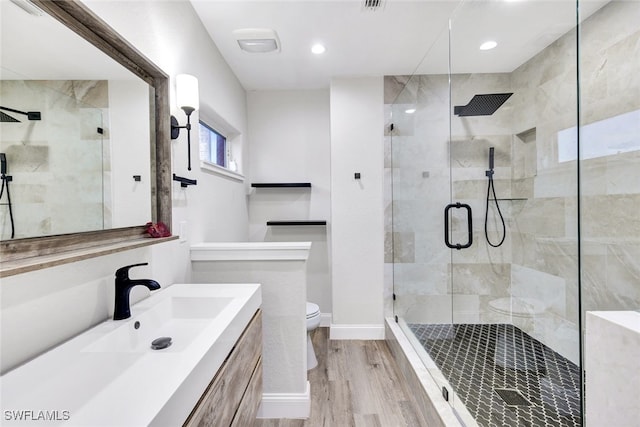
left=200, top=161, right=244, bottom=182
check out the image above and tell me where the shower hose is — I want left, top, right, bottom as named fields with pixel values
left=0, top=175, right=15, bottom=239
left=484, top=171, right=506, bottom=247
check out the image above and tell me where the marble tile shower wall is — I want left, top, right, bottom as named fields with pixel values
left=577, top=1, right=640, bottom=315
left=506, top=8, right=582, bottom=363
left=0, top=80, right=110, bottom=239
left=385, top=72, right=519, bottom=340
left=385, top=74, right=451, bottom=324
left=385, top=1, right=639, bottom=365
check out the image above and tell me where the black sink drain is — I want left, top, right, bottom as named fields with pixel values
left=151, top=336, right=172, bottom=350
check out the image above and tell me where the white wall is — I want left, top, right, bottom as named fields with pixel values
left=84, top=0, right=250, bottom=243
left=329, top=77, right=385, bottom=339
left=191, top=256, right=309, bottom=409
left=247, top=90, right=332, bottom=318
left=108, top=79, right=151, bottom=227
left=1, top=1, right=394, bottom=379
left=1, top=0, right=249, bottom=374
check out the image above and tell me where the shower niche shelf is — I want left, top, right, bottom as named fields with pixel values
left=251, top=183, right=311, bottom=188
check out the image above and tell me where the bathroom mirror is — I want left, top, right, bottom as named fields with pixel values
left=0, top=1, right=171, bottom=267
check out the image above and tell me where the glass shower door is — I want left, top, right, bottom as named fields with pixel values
left=387, top=24, right=457, bottom=409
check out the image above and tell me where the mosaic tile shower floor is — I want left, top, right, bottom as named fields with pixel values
left=408, top=323, right=581, bottom=427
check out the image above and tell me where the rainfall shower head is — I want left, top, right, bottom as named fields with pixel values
left=0, top=106, right=41, bottom=122
left=454, top=93, right=513, bottom=117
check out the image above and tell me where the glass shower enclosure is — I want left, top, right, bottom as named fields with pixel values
left=387, top=1, right=639, bottom=425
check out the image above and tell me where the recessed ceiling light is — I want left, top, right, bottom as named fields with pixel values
left=480, top=40, right=498, bottom=51
left=233, top=28, right=280, bottom=53
left=405, top=108, right=416, bottom=114
left=311, top=43, right=326, bottom=55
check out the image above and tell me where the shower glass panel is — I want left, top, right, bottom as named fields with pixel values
left=578, top=0, right=640, bottom=316
left=449, top=1, right=581, bottom=424
left=388, top=0, right=610, bottom=425
left=578, top=2, right=640, bottom=422
left=387, top=22, right=456, bottom=410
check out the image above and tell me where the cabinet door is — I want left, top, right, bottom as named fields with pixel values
left=184, top=310, right=262, bottom=427
left=230, top=357, right=263, bottom=427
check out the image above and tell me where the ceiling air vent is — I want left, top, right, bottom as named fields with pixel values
left=362, top=0, right=385, bottom=12
left=233, top=28, right=281, bottom=53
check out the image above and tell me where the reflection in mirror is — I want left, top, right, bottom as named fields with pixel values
left=0, top=0, right=152, bottom=240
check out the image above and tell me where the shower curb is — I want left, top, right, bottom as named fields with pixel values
left=385, top=318, right=465, bottom=427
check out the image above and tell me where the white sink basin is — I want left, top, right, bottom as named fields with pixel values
left=83, top=296, right=233, bottom=353
left=0, top=283, right=261, bottom=426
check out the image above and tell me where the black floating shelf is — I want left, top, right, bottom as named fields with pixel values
left=251, top=183, right=311, bottom=188
left=267, top=220, right=326, bottom=226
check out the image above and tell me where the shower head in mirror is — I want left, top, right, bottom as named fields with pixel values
left=0, top=111, right=20, bottom=123
left=0, top=106, right=41, bottom=122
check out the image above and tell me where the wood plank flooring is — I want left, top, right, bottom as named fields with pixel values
left=253, top=328, right=429, bottom=427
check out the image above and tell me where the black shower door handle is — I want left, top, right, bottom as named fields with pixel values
left=444, top=203, right=473, bottom=250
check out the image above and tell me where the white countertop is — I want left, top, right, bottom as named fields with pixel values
left=0, top=283, right=261, bottom=426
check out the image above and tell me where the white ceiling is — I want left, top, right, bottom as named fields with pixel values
left=1, top=0, right=610, bottom=89
left=0, top=0, right=137, bottom=80
left=190, top=0, right=610, bottom=91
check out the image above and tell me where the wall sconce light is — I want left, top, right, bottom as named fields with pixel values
left=171, top=74, right=199, bottom=171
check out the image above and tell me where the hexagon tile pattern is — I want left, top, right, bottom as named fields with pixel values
left=409, top=323, right=581, bottom=427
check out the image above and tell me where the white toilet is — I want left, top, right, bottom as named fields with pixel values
left=306, top=302, right=321, bottom=370
left=488, top=296, right=546, bottom=320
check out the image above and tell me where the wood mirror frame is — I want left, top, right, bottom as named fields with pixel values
left=0, top=0, right=173, bottom=277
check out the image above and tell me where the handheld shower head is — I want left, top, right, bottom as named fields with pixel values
left=486, top=147, right=495, bottom=178
left=484, top=146, right=505, bottom=247
left=489, top=147, right=495, bottom=171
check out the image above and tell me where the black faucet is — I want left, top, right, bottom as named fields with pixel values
left=113, top=263, right=161, bottom=320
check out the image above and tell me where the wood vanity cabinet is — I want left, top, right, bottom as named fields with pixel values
left=184, top=310, right=263, bottom=427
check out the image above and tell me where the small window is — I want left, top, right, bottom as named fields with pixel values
left=199, top=121, right=227, bottom=167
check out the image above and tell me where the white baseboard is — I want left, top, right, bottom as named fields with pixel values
left=320, top=313, right=332, bottom=327
left=329, top=323, right=385, bottom=340
left=256, top=381, right=311, bottom=419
